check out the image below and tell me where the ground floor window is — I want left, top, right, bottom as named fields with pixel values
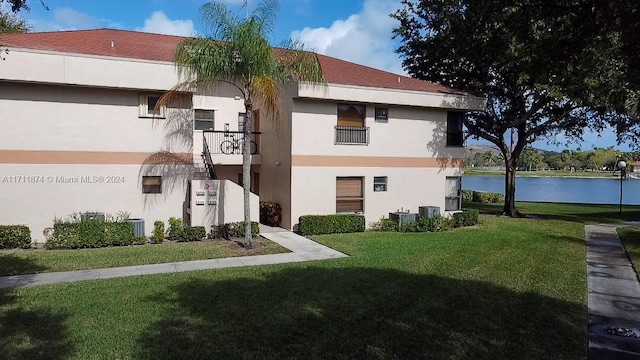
left=373, top=176, right=387, bottom=192
left=142, top=176, right=162, bottom=194
left=445, top=176, right=461, bottom=211
left=336, top=177, right=364, bottom=213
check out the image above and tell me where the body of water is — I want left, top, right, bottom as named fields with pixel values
left=463, top=176, right=640, bottom=205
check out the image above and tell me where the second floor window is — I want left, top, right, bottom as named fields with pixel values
left=194, top=110, right=215, bottom=131
left=338, top=104, right=365, bottom=127
left=139, top=93, right=166, bottom=118
left=336, top=104, right=369, bottom=145
left=447, top=112, right=464, bottom=147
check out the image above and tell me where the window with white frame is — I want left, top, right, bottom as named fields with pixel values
left=194, top=110, right=215, bottom=131
left=373, top=176, right=387, bottom=192
left=139, top=94, right=166, bottom=118
left=445, top=177, right=462, bottom=211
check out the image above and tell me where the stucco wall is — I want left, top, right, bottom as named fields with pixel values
left=290, top=167, right=463, bottom=228
left=0, top=82, right=192, bottom=153
left=259, top=85, right=295, bottom=228
left=0, top=164, right=191, bottom=241
left=0, top=49, right=179, bottom=91
left=288, top=98, right=464, bottom=229
left=189, top=180, right=259, bottom=232
left=0, top=81, right=194, bottom=241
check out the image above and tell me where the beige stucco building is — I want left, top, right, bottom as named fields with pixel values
left=0, top=29, right=485, bottom=240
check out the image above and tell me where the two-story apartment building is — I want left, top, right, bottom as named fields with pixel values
left=0, top=29, right=485, bottom=239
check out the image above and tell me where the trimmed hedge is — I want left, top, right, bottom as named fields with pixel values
left=398, top=215, right=451, bottom=233
left=260, top=201, right=282, bottom=227
left=462, top=189, right=473, bottom=202
left=452, top=209, right=479, bottom=227
left=180, top=226, right=206, bottom=242
left=0, top=225, right=31, bottom=249
left=369, top=218, right=399, bottom=232
left=229, top=222, right=260, bottom=238
left=370, top=209, right=479, bottom=233
left=48, top=221, right=135, bottom=249
left=472, top=191, right=504, bottom=204
left=298, top=214, right=365, bottom=236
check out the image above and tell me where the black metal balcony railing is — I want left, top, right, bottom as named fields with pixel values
left=335, top=126, right=370, bottom=145
left=202, top=131, right=261, bottom=155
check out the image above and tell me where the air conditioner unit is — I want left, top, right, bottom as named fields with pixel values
left=418, top=206, right=440, bottom=218
left=389, top=212, right=418, bottom=225
left=80, top=212, right=105, bottom=222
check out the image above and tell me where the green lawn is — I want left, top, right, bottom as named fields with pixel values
left=2, top=202, right=624, bottom=359
left=0, top=239, right=289, bottom=276
left=618, top=226, right=640, bottom=277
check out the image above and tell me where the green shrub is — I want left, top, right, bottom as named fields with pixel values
left=489, top=192, right=504, bottom=203
left=104, top=222, right=135, bottom=246
left=298, top=214, right=365, bottom=236
left=0, top=225, right=31, bottom=249
left=369, top=218, right=398, bottom=232
left=462, top=189, right=473, bottom=202
left=167, top=217, right=184, bottom=240
left=181, top=226, right=206, bottom=242
left=472, top=191, right=504, bottom=203
left=398, top=216, right=446, bottom=233
left=48, top=219, right=134, bottom=249
left=212, top=224, right=232, bottom=240
left=452, top=209, right=480, bottom=227
left=228, top=222, right=260, bottom=238
left=260, top=201, right=282, bottom=227
left=135, top=236, right=148, bottom=245
left=152, top=221, right=165, bottom=244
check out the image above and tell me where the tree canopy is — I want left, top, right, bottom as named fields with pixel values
left=0, top=0, right=47, bottom=13
left=0, top=7, right=29, bottom=33
left=393, top=0, right=639, bottom=216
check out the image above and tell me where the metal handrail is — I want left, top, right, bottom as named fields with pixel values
left=202, top=133, right=217, bottom=179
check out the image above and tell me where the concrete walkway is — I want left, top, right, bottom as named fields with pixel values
left=586, top=223, right=640, bottom=359
left=0, top=225, right=348, bottom=289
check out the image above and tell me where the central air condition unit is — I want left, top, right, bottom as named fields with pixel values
left=389, top=212, right=418, bottom=225
left=81, top=212, right=105, bottom=222
left=418, top=206, right=440, bottom=218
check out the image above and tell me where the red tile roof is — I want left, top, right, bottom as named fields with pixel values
left=0, top=28, right=464, bottom=95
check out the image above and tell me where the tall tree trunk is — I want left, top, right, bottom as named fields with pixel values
left=243, top=99, right=253, bottom=249
left=503, top=158, right=517, bottom=216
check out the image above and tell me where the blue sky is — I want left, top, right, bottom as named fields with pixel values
left=7, top=0, right=633, bottom=152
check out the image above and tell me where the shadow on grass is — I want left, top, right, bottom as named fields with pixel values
left=0, top=289, right=74, bottom=360
left=136, top=267, right=586, bottom=359
left=0, top=253, right=48, bottom=276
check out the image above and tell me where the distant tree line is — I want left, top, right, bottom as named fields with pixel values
left=466, top=147, right=639, bottom=172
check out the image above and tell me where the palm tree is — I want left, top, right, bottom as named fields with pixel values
left=481, top=151, right=495, bottom=169
left=163, top=0, right=325, bottom=248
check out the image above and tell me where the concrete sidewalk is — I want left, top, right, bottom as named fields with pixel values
left=586, top=224, right=640, bottom=359
left=0, top=225, right=348, bottom=289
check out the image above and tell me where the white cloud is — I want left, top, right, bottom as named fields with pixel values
left=53, top=8, right=101, bottom=29
left=290, top=0, right=404, bottom=74
left=27, top=7, right=120, bottom=32
left=138, top=11, right=195, bottom=36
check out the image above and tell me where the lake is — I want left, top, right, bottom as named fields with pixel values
left=463, top=176, right=640, bottom=205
